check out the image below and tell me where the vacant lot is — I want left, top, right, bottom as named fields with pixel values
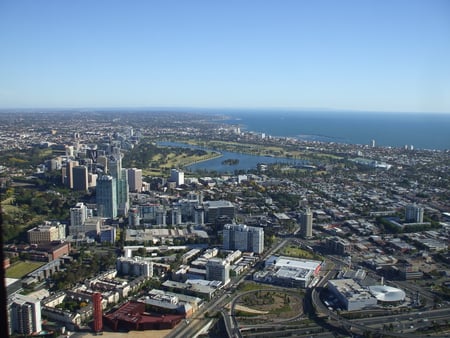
left=280, top=245, right=315, bottom=259
left=6, top=261, right=46, bottom=279
left=237, top=290, right=303, bottom=321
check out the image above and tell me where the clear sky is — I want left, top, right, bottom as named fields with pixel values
left=0, top=0, right=449, bottom=113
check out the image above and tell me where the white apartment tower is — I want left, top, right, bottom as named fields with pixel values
left=127, top=168, right=143, bottom=193
left=206, top=258, right=230, bottom=285
left=9, top=294, right=42, bottom=335
left=223, top=224, right=264, bottom=254
left=301, top=208, right=313, bottom=238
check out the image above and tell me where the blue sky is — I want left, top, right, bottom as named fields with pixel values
left=0, top=0, right=449, bottom=113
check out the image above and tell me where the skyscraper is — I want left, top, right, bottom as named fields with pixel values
left=108, top=155, right=129, bottom=216
left=72, top=165, right=89, bottom=192
left=127, top=168, right=142, bottom=192
left=301, top=208, right=313, bottom=238
left=223, top=224, right=264, bottom=254
left=93, top=292, right=103, bottom=333
left=64, top=160, right=79, bottom=189
left=96, top=175, right=117, bottom=218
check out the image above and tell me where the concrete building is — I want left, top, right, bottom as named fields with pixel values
left=127, top=168, right=142, bottom=193
left=27, top=221, right=65, bottom=244
left=327, top=279, right=377, bottom=311
left=300, top=208, right=313, bottom=238
left=223, top=223, right=264, bottom=254
left=203, top=200, right=235, bottom=223
left=254, top=256, right=322, bottom=288
left=405, top=204, right=424, bottom=223
left=64, top=160, right=79, bottom=189
left=206, top=258, right=230, bottom=285
left=9, top=294, right=42, bottom=335
left=128, top=207, right=140, bottom=226
left=326, top=236, right=352, bottom=255
left=116, top=256, right=153, bottom=278
left=70, top=202, right=90, bottom=229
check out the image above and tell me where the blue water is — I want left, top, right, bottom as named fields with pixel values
left=218, top=110, right=450, bottom=150
left=158, top=141, right=307, bottom=173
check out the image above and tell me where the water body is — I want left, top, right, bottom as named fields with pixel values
left=219, top=110, right=450, bottom=150
left=158, top=141, right=307, bottom=173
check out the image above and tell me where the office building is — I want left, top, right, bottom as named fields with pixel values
left=72, top=165, right=89, bottom=192
left=203, top=200, right=235, bottom=223
left=64, top=160, right=79, bottom=189
left=206, top=258, right=230, bottom=285
left=223, top=224, right=264, bottom=254
left=127, top=168, right=142, bottom=192
left=170, top=169, right=184, bottom=186
left=9, top=294, right=42, bottom=335
left=300, top=208, right=313, bottom=238
left=405, top=204, right=424, bottom=223
left=96, top=175, right=117, bottom=218
left=108, top=155, right=129, bottom=216
left=27, top=221, right=66, bottom=244
left=97, top=155, right=108, bottom=173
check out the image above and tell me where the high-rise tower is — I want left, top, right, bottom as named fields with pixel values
left=92, top=292, right=103, bottom=333
left=301, top=208, right=313, bottom=238
left=127, top=168, right=142, bottom=193
left=96, top=175, right=117, bottom=218
left=72, top=165, right=89, bottom=192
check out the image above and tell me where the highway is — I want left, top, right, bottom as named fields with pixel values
left=165, top=234, right=450, bottom=337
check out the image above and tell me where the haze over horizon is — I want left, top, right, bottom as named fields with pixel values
left=1, top=0, right=449, bottom=114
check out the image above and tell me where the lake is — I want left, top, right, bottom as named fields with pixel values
left=158, top=141, right=307, bottom=173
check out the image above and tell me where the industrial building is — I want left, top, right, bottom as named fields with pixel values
left=254, top=256, right=322, bottom=288
left=327, top=279, right=378, bottom=311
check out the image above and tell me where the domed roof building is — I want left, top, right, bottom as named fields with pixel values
left=368, top=285, right=406, bottom=304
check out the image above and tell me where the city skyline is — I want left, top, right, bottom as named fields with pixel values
left=1, top=1, right=449, bottom=113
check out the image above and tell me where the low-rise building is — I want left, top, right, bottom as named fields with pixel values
left=327, top=279, right=377, bottom=311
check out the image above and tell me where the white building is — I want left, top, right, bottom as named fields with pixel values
left=254, top=256, right=322, bottom=288
left=9, top=294, right=42, bottom=335
left=127, top=168, right=142, bottom=193
left=116, top=256, right=153, bottom=278
left=206, top=258, right=230, bottom=285
left=170, top=169, right=184, bottom=186
left=223, top=224, right=264, bottom=254
left=27, top=221, right=66, bottom=244
left=301, top=208, right=313, bottom=238
left=327, top=279, right=377, bottom=311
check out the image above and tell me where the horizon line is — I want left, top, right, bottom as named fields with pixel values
left=0, top=106, right=449, bottom=115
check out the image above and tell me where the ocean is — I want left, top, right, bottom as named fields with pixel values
left=218, top=110, right=450, bottom=151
